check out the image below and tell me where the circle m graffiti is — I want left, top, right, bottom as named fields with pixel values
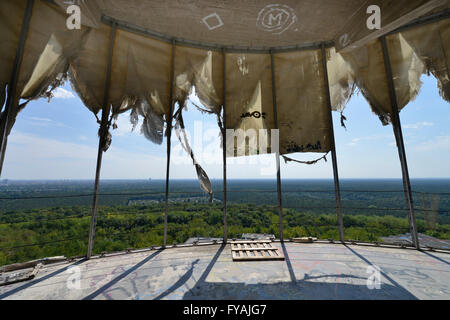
left=256, top=4, right=297, bottom=34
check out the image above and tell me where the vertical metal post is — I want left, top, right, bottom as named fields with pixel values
left=222, top=49, right=228, bottom=244
left=380, top=36, right=419, bottom=249
left=163, top=40, right=176, bottom=248
left=270, top=51, right=283, bottom=241
left=87, top=23, right=117, bottom=259
left=0, top=0, right=34, bottom=177
left=321, top=44, right=345, bottom=243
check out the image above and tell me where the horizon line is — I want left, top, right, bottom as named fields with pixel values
left=1, top=177, right=450, bottom=181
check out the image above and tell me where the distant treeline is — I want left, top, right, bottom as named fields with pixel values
left=1, top=202, right=449, bottom=266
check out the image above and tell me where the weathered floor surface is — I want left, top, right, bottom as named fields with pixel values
left=1, top=243, right=449, bottom=300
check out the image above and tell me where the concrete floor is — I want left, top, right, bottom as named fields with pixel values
left=0, top=242, right=449, bottom=300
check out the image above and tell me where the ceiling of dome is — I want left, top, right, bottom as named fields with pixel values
left=100, top=0, right=364, bottom=47
left=56, top=0, right=449, bottom=49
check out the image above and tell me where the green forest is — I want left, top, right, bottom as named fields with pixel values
left=1, top=179, right=449, bottom=266
left=1, top=201, right=449, bottom=266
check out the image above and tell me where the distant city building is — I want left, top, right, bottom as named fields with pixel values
left=127, top=196, right=221, bottom=206
left=127, top=199, right=160, bottom=206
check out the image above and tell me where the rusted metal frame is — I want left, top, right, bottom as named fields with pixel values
left=0, top=0, right=35, bottom=177
left=87, top=22, right=117, bottom=259
left=320, top=44, right=345, bottom=243
left=221, top=48, right=228, bottom=243
left=270, top=50, right=283, bottom=242
left=380, top=36, right=420, bottom=250
left=163, top=40, right=176, bottom=248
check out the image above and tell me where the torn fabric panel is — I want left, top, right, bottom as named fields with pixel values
left=341, top=40, right=393, bottom=124
left=0, top=0, right=27, bottom=108
left=385, top=33, right=426, bottom=111
left=225, top=53, right=275, bottom=157
left=1, top=0, right=88, bottom=136
left=327, top=47, right=356, bottom=113
left=69, top=23, right=111, bottom=115
left=134, top=98, right=165, bottom=145
left=111, top=29, right=172, bottom=117
left=174, top=46, right=223, bottom=114
left=21, top=34, right=72, bottom=101
left=109, top=29, right=171, bottom=143
left=341, top=33, right=426, bottom=125
left=174, top=108, right=213, bottom=199
left=400, top=19, right=450, bottom=102
left=275, top=49, right=331, bottom=154
left=19, top=1, right=88, bottom=101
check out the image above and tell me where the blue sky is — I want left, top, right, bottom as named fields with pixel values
left=2, top=74, right=449, bottom=180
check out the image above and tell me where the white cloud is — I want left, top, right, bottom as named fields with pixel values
left=28, top=117, right=52, bottom=122
left=346, top=138, right=360, bottom=146
left=2, top=131, right=170, bottom=179
left=6, top=132, right=97, bottom=160
left=413, top=135, right=450, bottom=152
left=403, top=122, right=434, bottom=129
left=25, top=116, right=67, bottom=128
left=344, top=134, right=391, bottom=147
left=52, top=87, right=75, bottom=99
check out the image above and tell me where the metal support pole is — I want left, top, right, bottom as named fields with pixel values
left=221, top=49, right=228, bottom=244
left=87, top=23, right=117, bottom=259
left=380, top=36, right=420, bottom=249
left=270, top=51, right=283, bottom=241
left=0, top=0, right=34, bottom=177
left=321, top=44, right=345, bottom=243
left=163, top=41, right=176, bottom=248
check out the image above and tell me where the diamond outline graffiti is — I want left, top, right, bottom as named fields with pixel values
left=202, top=13, right=224, bottom=31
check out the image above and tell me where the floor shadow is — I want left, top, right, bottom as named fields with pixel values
left=83, top=250, right=162, bottom=300
left=153, top=258, right=200, bottom=300
left=421, top=251, right=450, bottom=266
left=0, top=258, right=87, bottom=300
left=181, top=243, right=417, bottom=300
left=182, top=244, right=225, bottom=299
left=194, top=244, right=225, bottom=284
left=4, top=243, right=431, bottom=300
left=280, top=242, right=296, bottom=282
left=343, top=245, right=418, bottom=299
left=182, top=277, right=417, bottom=300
